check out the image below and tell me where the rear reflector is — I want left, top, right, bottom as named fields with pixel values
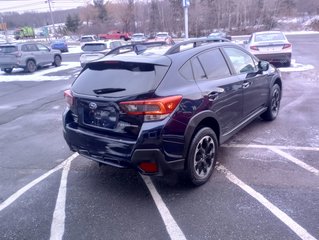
left=250, top=46, right=259, bottom=51
left=120, top=95, right=182, bottom=121
left=139, top=162, right=158, bottom=173
left=282, top=43, right=292, bottom=49
left=64, top=89, right=73, bottom=107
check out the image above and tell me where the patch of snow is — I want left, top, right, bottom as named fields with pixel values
left=63, top=45, right=82, bottom=54
left=278, top=59, right=314, bottom=72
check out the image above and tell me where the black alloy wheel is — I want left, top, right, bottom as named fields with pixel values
left=186, top=127, right=218, bottom=186
left=261, top=84, right=281, bottom=121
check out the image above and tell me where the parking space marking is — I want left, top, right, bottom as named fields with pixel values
left=0, top=153, right=79, bottom=212
left=222, top=144, right=319, bottom=176
left=141, top=175, right=187, bottom=240
left=268, top=147, right=319, bottom=176
left=217, top=164, right=317, bottom=240
left=50, top=155, right=73, bottom=240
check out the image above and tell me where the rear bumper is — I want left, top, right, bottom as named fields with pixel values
left=255, top=52, right=291, bottom=63
left=63, top=122, right=185, bottom=176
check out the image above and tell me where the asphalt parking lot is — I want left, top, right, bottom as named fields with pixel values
left=0, top=33, right=318, bottom=240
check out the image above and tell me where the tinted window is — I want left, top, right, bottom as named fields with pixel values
left=82, top=44, right=107, bottom=51
left=197, top=49, right=231, bottom=80
left=191, top=57, right=206, bottom=80
left=224, top=47, right=257, bottom=74
left=72, top=61, right=169, bottom=97
left=179, top=60, right=194, bottom=80
left=0, top=46, right=17, bottom=53
left=26, top=44, right=38, bottom=51
left=37, top=44, right=49, bottom=51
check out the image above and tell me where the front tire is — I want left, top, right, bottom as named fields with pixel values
left=261, top=84, right=281, bottom=121
left=186, top=127, right=218, bottom=186
left=53, top=55, right=62, bottom=67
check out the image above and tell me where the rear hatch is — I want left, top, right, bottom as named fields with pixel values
left=0, top=45, right=19, bottom=65
left=80, top=43, right=110, bottom=64
left=70, top=57, right=171, bottom=140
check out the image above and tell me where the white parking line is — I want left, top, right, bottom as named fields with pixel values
left=0, top=153, right=79, bottom=212
left=222, top=144, right=319, bottom=176
left=268, top=147, right=319, bottom=176
left=222, top=144, right=319, bottom=152
left=141, top=175, right=187, bottom=240
left=217, top=164, right=317, bottom=240
left=50, top=155, right=73, bottom=240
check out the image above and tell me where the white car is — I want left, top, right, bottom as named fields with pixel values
left=80, top=40, right=123, bottom=67
left=245, top=31, right=292, bottom=67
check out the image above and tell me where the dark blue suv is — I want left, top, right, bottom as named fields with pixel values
left=63, top=39, right=282, bottom=185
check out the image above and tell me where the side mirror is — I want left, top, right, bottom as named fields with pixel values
left=258, top=61, right=269, bottom=72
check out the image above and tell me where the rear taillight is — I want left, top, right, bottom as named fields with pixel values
left=120, top=95, right=182, bottom=121
left=282, top=43, right=292, bottom=49
left=64, top=90, right=74, bottom=107
left=250, top=46, right=259, bottom=51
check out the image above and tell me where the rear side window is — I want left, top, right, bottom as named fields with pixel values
left=82, top=44, right=107, bottom=51
left=197, top=49, right=231, bottom=80
left=0, top=46, right=17, bottom=53
left=72, top=61, right=169, bottom=97
left=179, top=60, right=194, bottom=80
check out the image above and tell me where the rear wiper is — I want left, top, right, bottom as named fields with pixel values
left=93, top=88, right=126, bottom=94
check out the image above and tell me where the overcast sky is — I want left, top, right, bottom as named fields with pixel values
left=0, top=0, right=92, bottom=13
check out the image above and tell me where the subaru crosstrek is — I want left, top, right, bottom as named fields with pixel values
left=63, top=39, right=282, bottom=185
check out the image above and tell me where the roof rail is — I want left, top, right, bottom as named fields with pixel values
left=105, top=41, right=169, bottom=56
left=164, top=37, right=231, bottom=55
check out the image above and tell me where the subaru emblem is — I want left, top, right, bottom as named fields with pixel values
left=89, top=102, right=97, bottom=110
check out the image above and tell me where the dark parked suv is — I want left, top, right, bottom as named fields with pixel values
left=63, top=39, right=282, bottom=185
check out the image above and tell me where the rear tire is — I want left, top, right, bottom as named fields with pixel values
left=284, top=60, right=291, bottom=67
left=261, top=84, right=281, bottom=121
left=186, top=127, right=218, bottom=186
left=25, top=60, right=37, bottom=73
left=4, top=68, right=13, bottom=74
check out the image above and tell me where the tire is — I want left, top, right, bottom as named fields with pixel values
left=4, top=68, right=13, bottom=74
left=186, top=127, right=218, bottom=186
left=25, top=60, right=37, bottom=73
left=284, top=60, right=291, bottom=67
left=53, top=55, right=62, bottom=67
left=261, top=84, right=281, bottom=121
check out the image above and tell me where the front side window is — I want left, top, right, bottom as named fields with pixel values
left=224, top=47, right=257, bottom=74
left=197, top=48, right=231, bottom=80
left=37, top=44, right=49, bottom=51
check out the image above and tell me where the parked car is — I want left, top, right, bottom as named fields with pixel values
left=98, top=31, right=131, bottom=41
left=79, top=35, right=98, bottom=46
left=245, top=31, right=292, bottom=67
left=63, top=38, right=282, bottom=186
left=0, top=42, right=62, bottom=73
left=51, top=39, right=68, bottom=52
left=154, top=32, right=174, bottom=44
left=207, top=31, right=231, bottom=41
left=80, top=40, right=123, bottom=68
left=131, top=33, right=147, bottom=44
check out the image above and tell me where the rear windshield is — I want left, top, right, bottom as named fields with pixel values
left=156, top=34, right=168, bottom=38
left=82, top=44, right=107, bottom=51
left=72, top=61, right=169, bottom=97
left=254, top=33, right=285, bottom=42
left=0, top=46, right=18, bottom=53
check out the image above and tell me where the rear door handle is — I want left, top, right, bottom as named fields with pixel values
left=208, top=88, right=224, bottom=101
left=242, top=81, right=251, bottom=89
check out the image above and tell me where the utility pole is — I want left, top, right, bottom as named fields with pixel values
left=182, top=0, right=190, bottom=39
left=45, top=0, right=56, bottom=37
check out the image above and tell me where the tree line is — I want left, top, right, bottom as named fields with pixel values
left=3, top=0, right=319, bottom=36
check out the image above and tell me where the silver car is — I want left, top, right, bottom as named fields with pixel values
left=80, top=40, right=123, bottom=68
left=131, top=33, right=147, bottom=44
left=0, top=42, right=62, bottom=73
left=245, top=31, right=292, bottom=67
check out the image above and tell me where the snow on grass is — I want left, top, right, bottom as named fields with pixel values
left=0, top=62, right=80, bottom=82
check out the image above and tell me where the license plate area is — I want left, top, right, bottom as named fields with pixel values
left=83, top=104, right=119, bottom=129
